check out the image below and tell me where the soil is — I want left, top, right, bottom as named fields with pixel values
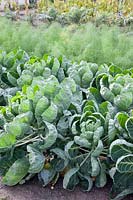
left=0, top=178, right=133, bottom=200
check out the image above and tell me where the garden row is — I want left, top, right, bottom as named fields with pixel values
left=24, top=7, right=133, bottom=27
left=2, top=0, right=132, bottom=16
left=1, top=0, right=132, bottom=27
left=0, top=49, right=133, bottom=200
left=3, top=6, right=133, bottom=27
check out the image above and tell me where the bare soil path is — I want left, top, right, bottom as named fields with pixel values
left=0, top=178, right=133, bottom=200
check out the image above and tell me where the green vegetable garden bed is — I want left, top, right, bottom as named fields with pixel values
left=0, top=49, right=133, bottom=200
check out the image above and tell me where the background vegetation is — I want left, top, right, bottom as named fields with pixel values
left=0, top=17, right=132, bottom=69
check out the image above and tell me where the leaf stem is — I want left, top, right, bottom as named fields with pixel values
left=80, top=151, right=92, bottom=168
left=15, top=136, right=41, bottom=147
left=79, top=147, right=90, bottom=153
left=16, top=134, right=36, bottom=143
left=74, top=152, right=89, bottom=160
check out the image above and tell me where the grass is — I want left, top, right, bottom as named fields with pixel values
left=0, top=17, right=132, bottom=69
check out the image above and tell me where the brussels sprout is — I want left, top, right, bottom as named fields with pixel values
left=33, top=62, right=44, bottom=76
left=88, top=63, right=98, bottom=75
left=5, top=121, right=30, bottom=137
left=43, top=76, right=60, bottom=98
left=82, top=71, right=93, bottom=88
left=17, top=74, right=33, bottom=87
left=115, top=76, right=125, bottom=86
left=41, top=103, right=58, bottom=123
left=14, top=111, right=33, bottom=124
left=109, top=83, right=122, bottom=95
left=19, top=99, right=33, bottom=113
left=35, top=96, right=49, bottom=118
left=114, top=92, right=132, bottom=111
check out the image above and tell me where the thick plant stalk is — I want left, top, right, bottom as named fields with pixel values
left=7, top=0, right=11, bottom=10
left=45, top=0, right=48, bottom=10
left=25, top=0, right=29, bottom=15
left=15, top=0, right=19, bottom=19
